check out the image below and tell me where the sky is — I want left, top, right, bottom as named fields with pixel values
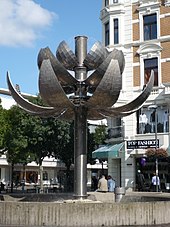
left=0, top=0, right=102, bottom=95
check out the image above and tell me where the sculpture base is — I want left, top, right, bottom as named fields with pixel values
left=73, top=194, right=88, bottom=200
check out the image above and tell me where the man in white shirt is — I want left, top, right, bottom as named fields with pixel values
left=151, top=173, right=160, bottom=192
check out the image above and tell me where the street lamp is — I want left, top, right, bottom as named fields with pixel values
left=148, top=104, right=158, bottom=192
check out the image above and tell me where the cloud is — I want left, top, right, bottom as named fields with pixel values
left=0, top=0, right=57, bottom=47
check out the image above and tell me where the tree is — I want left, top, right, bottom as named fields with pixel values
left=0, top=99, right=7, bottom=152
left=93, top=124, right=107, bottom=147
left=2, top=105, right=33, bottom=192
left=2, top=93, right=105, bottom=192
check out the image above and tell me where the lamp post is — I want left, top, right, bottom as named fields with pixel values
left=149, top=104, right=158, bottom=192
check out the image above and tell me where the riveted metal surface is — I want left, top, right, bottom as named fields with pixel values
left=39, top=59, right=73, bottom=108
left=83, top=41, right=108, bottom=70
left=8, top=37, right=154, bottom=121
left=38, top=47, right=77, bottom=94
left=7, top=36, right=154, bottom=200
left=56, top=40, right=78, bottom=70
left=7, top=72, right=66, bottom=118
left=84, top=49, right=124, bottom=93
left=87, top=59, right=121, bottom=108
left=109, top=70, right=154, bottom=113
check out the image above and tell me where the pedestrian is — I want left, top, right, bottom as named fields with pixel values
left=97, top=175, right=108, bottom=192
left=137, top=170, right=145, bottom=191
left=107, top=175, right=115, bottom=192
left=91, top=176, right=98, bottom=191
left=151, top=173, right=160, bottom=192
left=0, top=182, right=5, bottom=192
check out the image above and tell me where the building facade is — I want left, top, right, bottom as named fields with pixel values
left=100, top=0, right=170, bottom=190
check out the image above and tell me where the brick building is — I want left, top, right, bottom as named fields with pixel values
left=97, top=0, right=170, bottom=190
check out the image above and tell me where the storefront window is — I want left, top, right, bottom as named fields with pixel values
left=26, top=171, right=38, bottom=184
left=136, top=157, right=170, bottom=192
left=137, top=106, right=169, bottom=134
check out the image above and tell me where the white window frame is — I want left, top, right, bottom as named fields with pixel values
left=140, top=53, right=161, bottom=88
left=139, top=7, right=160, bottom=42
left=110, top=15, right=124, bottom=46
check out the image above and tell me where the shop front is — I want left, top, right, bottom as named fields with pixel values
left=127, top=138, right=170, bottom=192
left=135, top=156, right=170, bottom=192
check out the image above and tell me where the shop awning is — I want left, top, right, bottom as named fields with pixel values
left=108, top=142, right=124, bottom=158
left=92, top=142, right=124, bottom=159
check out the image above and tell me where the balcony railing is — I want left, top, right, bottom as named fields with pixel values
left=107, top=125, right=124, bottom=139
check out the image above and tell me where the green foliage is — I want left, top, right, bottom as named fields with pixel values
left=22, top=95, right=71, bottom=165
left=1, top=95, right=103, bottom=173
left=93, top=124, right=107, bottom=147
left=55, top=120, right=74, bottom=170
left=3, top=105, right=31, bottom=164
left=0, top=104, right=7, bottom=152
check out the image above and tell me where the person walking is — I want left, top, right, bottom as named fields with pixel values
left=91, top=176, right=98, bottom=191
left=151, top=173, right=160, bottom=192
left=107, top=175, right=115, bottom=192
left=97, top=175, right=108, bottom=192
left=137, top=170, right=145, bottom=191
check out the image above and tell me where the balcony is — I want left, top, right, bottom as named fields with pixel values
left=106, top=125, right=124, bottom=143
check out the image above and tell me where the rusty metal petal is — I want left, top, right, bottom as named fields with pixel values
left=87, top=59, right=121, bottom=108
left=38, top=47, right=77, bottom=94
left=56, top=41, right=79, bottom=70
left=83, top=41, right=108, bottom=70
left=7, top=72, right=66, bottom=117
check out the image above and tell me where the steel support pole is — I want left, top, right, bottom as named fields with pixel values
left=73, top=36, right=88, bottom=199
left=155, top=108, right=159, bottom=192
left=74, top=106, right=87, bottom=199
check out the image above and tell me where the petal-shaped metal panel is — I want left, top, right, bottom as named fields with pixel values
left=87, top=60, right=121, bottom=108
left=83, top=41, right=108, bottom=70
left=39, top=59, right=74, bottom=108
left=38, top=47, right=77, bottom=94
left=87, top=109, right=106, bottom=120
left=85, top=49, right=124, bottom=93
left=111, top=49, right=125, bottom=74
left=56, top=41, right=79, bottom=70
left=98, top=108, right=139, bottom=118
left=108, top=70, right=154, bottom=113
left=60, top=108, right=74, bottom=121
left=21, top=108, right=67, bottom=118
left=7, top=72, right=66, bottom=116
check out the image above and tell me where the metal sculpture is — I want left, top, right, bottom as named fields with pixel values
left=7, top=36, right=154, bottom=199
